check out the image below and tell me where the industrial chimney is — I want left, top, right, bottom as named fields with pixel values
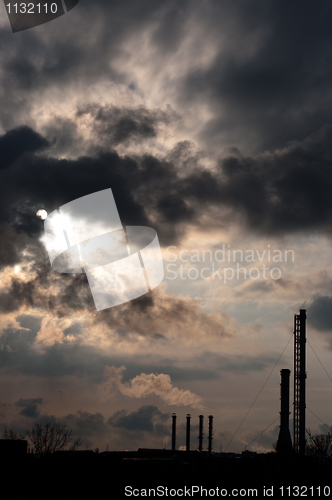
left=276, top=369, right=292, bottom=454
left=293, top=309, right=306, bottom=455
left=208, top=415, right=213, bottom=454
left=172, top=413, right=176, bottom=451
left=198, top=415, right=204, bottom=452
left=186, top=414, right=191, bottom=452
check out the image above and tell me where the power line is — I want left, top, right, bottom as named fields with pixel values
left=307, top=340, right=332, bottom=384
left=244, top=415, right=280, bottom=452
left=244, top=402, right=293, bottom=452
left=224, top=333, right=293, bottom=452
left=307, top=406, right=331, bottom=433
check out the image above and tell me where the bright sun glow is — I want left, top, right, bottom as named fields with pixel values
left=36, top=209, right=48, bottom=220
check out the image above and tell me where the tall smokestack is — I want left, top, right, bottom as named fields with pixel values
left=186, top=414, right=191, bottom=452
left=208, top=415, right=213, bottom=454
left=172, top=413, right=176, bottom=451
left=198, top=415, right=204, bottom=452
left=294, top=309, right=306, bottom=455
left=276, top=369, right=292, bottom=454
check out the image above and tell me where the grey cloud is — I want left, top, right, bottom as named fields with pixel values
left=76, top=104, right=177, bottom=146
left=0, top=325, right=111, bottom=379
left=179, top=125, right=332, bottom=236
left=108, top=405, right=169, bottom=433
left=16, top=398, right=43, bottom=418
left=308, top=296, right=332, bottom=332
left=104, top=361, right=217, bottom=384
left=60, top=410, right=107, bottom=449
left=0, top=148, right=151, bottom=240
left=0, top=261, right=230, bottom=342
left=180, top=1, right=332, bottom=153
left=16, top=314, right=43, bottom=334
left=194, top=351, right=278, bottom=375
left=0, top=409, right=105, bottom=450
left=0, top=0, right=186, bottom=130
left=94, top=287, right=231, bottom=340
left=0, top=126, right=49, bottom=170
left=2, top=121, right=332, bottom=267
left=0, top=224, right=40, bottom=270
left=0, top=319, right=220, bottom=381
left=241, top=281, right=274, bottom=294
left=0, top=260, right=94, bottom=315
left=63, top=410, right=107, bottom=436
left=318, top=423, right=332, bottom=434
left=1, top=0, right=332, bottom=158
left=43, top=117, right=82, bottom=158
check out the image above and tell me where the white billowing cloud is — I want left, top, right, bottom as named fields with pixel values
left=103, top=365, right=203, bottom=409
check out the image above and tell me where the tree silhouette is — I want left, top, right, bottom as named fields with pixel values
left=3, top=428, right=25, bottom=440
left=26, top=423, right=81, bottom=455
left=306, top=427, right=332, bottom=465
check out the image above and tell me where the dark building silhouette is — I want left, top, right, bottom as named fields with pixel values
left=276, top=369, right=292, bottom=454
left=172, top=413, right=176, bottom=451
left=186, top=414, right=191, bottom=452
left=0, top=439, right=28, bottom=458
left=208, top=415, right=213, bottom=454
left=198, top=415, right=204, bottom=452
left=294, top=309, right=306, bottom=455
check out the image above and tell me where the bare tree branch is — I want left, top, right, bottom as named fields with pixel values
left=3, top=428, right=25, bottom=440
left=306, top=427, right=332, bottom=465
left=26, top=423, right=81, bottom=455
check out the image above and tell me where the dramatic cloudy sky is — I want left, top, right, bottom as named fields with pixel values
left=1, top=0, right=332, bottom=453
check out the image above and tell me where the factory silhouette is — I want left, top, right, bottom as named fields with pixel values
left=169, top=309, right=307, bottom=458
left=1, top=309, right=331, bottom=499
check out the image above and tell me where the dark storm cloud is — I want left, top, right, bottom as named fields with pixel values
left=0, top=318, right=275, bottom=381
left=0, top=0, right=189, bottom=130
left=1, top=0, right=332, bottom=156
left=0, top=126, right=49, bottom=170
left=94, top=286, right=230, bottom=340
left=2, top=119, right=332, bottom=308
left=77, top=104, right=177, bottom=146
left=0, top=324, right=110, bottom=378
left=0, top=323, right=89, bottom=377
left=0, top=224, right=39, bottom=270
left=3, top=122, right=332, bottom=326
left=27, top=410, right=107, bottom=448
left=181, top=0, right=332, bottom=153
left=108, top=405, right=169, bottom=433
left=4, top=122, right=332, bottom=249
left=307, top=296, right=332, bottom=332
left=0, top=142, right=150, bottom=239
left=181, top=125, right=332, bottom=236
left=2, top=0, right=332, bottom=337
left=0, top=409, right=106, bottom=449
left=0, top=260, right=94, bottom=315
left=16, top=398, right=43, bottom=418
left=0, top=316, right=220, bottom=380
left=63, top=410, right=107, bottom=436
